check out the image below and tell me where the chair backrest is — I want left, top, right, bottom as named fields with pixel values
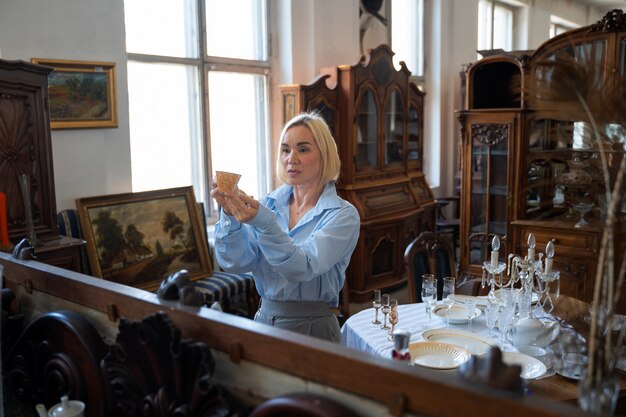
left=403, top=231, right=456, bottom=303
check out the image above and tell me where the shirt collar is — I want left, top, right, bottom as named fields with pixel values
left=266, top=182, right=342, bottom=214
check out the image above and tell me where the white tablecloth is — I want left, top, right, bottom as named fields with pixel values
left=341, top=302, right=494, bottom=358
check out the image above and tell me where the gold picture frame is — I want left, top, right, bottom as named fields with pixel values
left=31, top=58, right=118, bottom=129
left=76, top=186, right=212, bottom=291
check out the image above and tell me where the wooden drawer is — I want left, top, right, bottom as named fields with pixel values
left=519, top=227, right=599, bottom=255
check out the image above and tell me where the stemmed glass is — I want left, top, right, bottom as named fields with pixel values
left=421, top=274, right=437, bottom=330
left=497, top=304, right=515, bottom=350
left=380, top=294, right=391, bottom=330
left=465, top=297, right=478, bottom=332
left=387, top=298, right=399, bottom=340
left=442, top=277, right=456, bottom=328
left=372, top=289, right=382, bottom=324
left=485, top=301, right=498, bottom=338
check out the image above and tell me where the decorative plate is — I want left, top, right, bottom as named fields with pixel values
left=501, top=352, right=547, bottom=380
left=421, top=328, right=497, bottom=356
left=409, top=341, right=471, bottom=370
left=433, top=304, right=482, bottom=324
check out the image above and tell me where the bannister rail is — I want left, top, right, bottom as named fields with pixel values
left=0, top=252, right=593, bottom=417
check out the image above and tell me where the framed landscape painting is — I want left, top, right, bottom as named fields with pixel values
left=76, top=187, right=212, bottom=291
left=31, top=58, right=118, bottom=129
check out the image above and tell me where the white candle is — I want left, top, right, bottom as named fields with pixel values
left=544, top=241, right=555, bottom=275
left=491, top=235, right=500, bottom=268
left=527, top=233, right=535, bottom=262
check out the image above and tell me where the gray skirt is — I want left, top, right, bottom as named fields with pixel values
left=254, top=299, right=340, bottom=343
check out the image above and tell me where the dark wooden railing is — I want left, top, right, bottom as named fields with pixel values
left=0, top=252, right=591, bottom=417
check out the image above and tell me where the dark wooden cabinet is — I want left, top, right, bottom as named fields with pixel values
left=280, top=46, right=435, bottom=302
left=457, top=12, right=625, bottom=311
left=0, top=59, right=84, bottom=271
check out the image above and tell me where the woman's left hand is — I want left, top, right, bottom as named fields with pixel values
left=224, top=191, right=259, bottom=223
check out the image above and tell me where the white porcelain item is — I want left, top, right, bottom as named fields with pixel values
left=421, top=328, right=497, bottom=356
left=501, top=352, right=548, bottom=380
left=507, top=318, right=559, bottom=348
left=432, top=304, right=482, bottom=324
left=39, top=396, right=85, bottom=417
left=409, top=341, right=471, bottom=369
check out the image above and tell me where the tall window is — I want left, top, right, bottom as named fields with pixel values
left=391, top=0, right=424, bottom=77
left=477, top=0, right=513, bottom=53
left=550, top=15, right=578, bottom=38
left=124, top=0, right=269, bottom=218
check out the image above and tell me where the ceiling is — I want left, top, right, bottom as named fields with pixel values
left=577, top=0, right=625, bottom=8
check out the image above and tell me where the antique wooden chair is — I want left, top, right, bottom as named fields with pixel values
left=403, top=231, right=456, bottom=303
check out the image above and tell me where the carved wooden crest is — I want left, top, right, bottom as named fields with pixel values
left=471, top=124, right=509, bottom=146
left=101, top=312, right=235, bottom=417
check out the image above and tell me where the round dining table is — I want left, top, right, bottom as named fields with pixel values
left=340, top=300, right=496, bottom=358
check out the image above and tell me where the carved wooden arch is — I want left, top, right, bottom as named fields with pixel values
left=5, top=310, right=108, bottom=416
left=249, top=392, right=361, bottom=417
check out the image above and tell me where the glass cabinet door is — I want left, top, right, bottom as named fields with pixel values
left=384, top=89, right=404, bottom=165
left=356, top=88, right=378, bottom=169
left=467, top=122, right=510, bottom=264
left=407, top=104, right=419, bottom=162
left=469, top=123, right=509, bottom=234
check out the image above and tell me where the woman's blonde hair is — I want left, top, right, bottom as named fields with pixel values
left=276, top=112, right=341, bottom=184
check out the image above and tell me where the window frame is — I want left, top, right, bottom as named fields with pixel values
left=125, top=0, right=270, bottom=221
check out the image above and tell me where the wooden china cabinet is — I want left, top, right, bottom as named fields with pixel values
left=280, top=45, right=436, bottom=303
left=0, top=59, right=84, bottom=271
left=457, top=11, right=626, bottom=311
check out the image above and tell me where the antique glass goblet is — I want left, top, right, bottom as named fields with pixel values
left=372, top=289, right=382, bottom=324
left=572, top=201, right=594, bottom=228
left=442, top=277, right=456, bottom=328
left=387, top=299, right=399, bottom=340
left=465, top=297, right=478, bottom=332
left=485, top=301, right=498, bottom=338
left=380, top=293, right=391, bottom=330
left=421, top=274, right=437, bottom=330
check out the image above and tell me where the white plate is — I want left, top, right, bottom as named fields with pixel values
left=433, top=304, right=482, bottom=324
left=422, top=328, right=497, bottom=356
left=502, top=352, right=548, bottom=380
left=409, top=341, right=471, bottom=370
left=476, top=289, right=540, bottom=305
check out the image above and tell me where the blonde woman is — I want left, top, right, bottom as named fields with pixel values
left=212, top=112, right=360, bottom=342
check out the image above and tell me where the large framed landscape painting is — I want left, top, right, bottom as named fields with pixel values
left=76, top=187, right=212, bottom=291
left=31, top=58, right=118, bottom=129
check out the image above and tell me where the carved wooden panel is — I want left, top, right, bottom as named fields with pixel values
left=0, top=59, right=58, bottom=243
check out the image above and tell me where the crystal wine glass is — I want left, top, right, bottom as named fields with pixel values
left=421, top=274, right=437, bottom=330
left=485, top=301, right=498, bottom=338
left=497, top=304, right=515, bottom=350
left=442, top=277, right=456, bottom=328
left=372, top=289, right=382, bottom=324
left=381, top=293, right=391, bottom=330
left=387, top=298, right=399, bottom=340
left=465, top=297, right=477, bottom=332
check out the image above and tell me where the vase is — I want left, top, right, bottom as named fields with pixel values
left=578, top=374, right=620, bottom=414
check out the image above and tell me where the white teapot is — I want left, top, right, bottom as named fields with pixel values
left=36, top=396, right=85, bottom=417
left=507, top=317, right=560, bottom=348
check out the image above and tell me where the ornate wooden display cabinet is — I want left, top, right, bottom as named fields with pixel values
left=457, top=11, right=626, bottom=310
left=280, top=45, right=436, bottom=302
left=0, top=59, right=84, bottom=271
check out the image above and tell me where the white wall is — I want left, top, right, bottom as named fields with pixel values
left=0, top=0, right=132, bottom=211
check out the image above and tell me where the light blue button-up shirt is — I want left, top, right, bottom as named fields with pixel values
left=214, top=182, right=360, bottom=307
